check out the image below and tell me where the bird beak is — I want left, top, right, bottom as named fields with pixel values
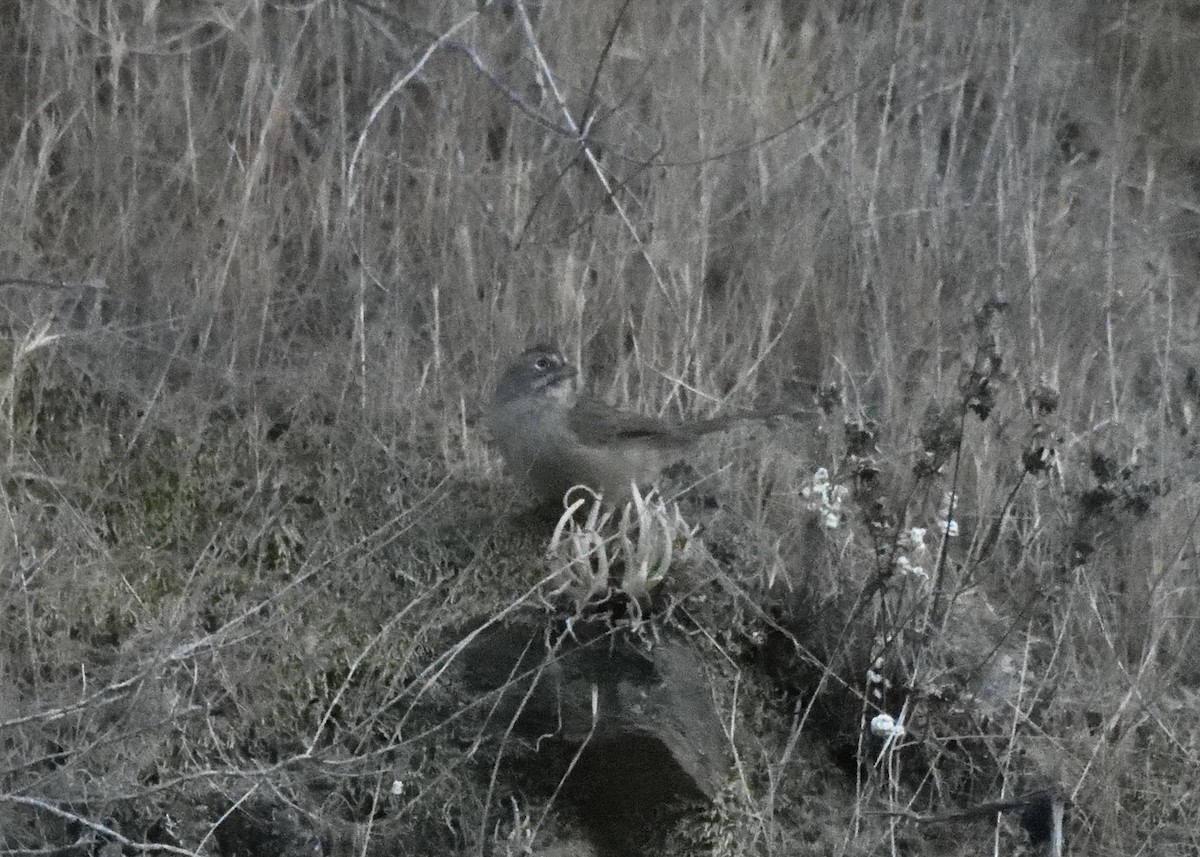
left=551, top=363, right=578, bottom=384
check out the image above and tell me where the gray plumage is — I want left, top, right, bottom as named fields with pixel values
left=487, top=344, right=787, bottom=503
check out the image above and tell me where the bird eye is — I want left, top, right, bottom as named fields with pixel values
left=533, top=356, right=552, bottom=371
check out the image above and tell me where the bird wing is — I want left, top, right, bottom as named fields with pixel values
left=567, top=397, right=691, bottom=447
left=568, top=398, right=808, bottom=447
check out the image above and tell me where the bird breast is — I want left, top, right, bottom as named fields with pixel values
left=487, top=395, right=667, bottom=502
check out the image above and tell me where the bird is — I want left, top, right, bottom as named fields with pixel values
left=487, top=343, right=793, bottom=503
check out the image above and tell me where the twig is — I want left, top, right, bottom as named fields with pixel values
left=0, top=835, right=91, bottom=855
left=346, top=8, right=480, bottom=206
left=344, top=0, right=579, bottom=140
left=512, top=0, right=672, bottom=305
left=868, top=788, right=1068, bottom=854
left=0, top=674, right=140, bottom=730
left=0, top=795, right=203, bottom=856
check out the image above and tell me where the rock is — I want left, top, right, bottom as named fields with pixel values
left=455, top=614, right=729, bottom=854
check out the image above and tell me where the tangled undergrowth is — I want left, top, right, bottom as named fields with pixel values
left=3, top=0, right=1200, bottom=854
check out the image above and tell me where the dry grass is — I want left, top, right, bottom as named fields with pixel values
left=2, top=0, right=1199, bottom=854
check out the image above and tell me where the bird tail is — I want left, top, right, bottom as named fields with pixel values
left=683, top=408, right=810, bottom=436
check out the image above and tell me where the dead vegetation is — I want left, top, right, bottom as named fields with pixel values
left=2, top=0, right=1199, bottom=854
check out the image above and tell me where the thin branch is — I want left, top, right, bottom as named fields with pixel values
left=345, top=8, right=480, bottom=207
left=0, top=795, right=203, bottom=857
left=513, top=0, right=670, bottom=304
